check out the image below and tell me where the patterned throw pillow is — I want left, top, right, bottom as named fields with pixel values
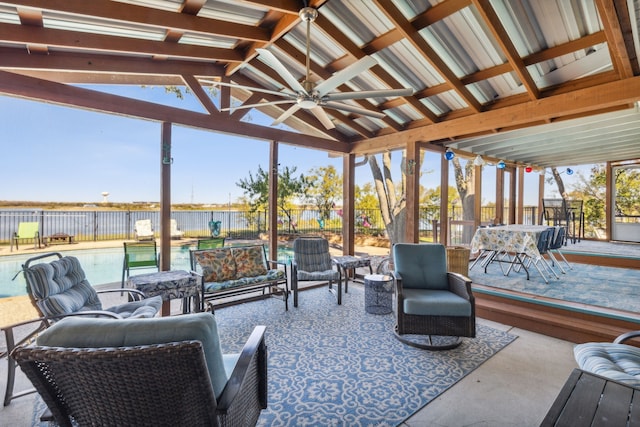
left=233, top=246, right=268, bottom=278
left=195, top=249, right=237, bottom=282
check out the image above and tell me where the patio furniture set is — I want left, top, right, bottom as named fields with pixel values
left=2, top=238, right=639, bottom=426
left=470, top=224, right=572, bottom=283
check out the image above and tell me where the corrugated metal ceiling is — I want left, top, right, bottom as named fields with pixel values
left=0, top=0, right=637, bottom=168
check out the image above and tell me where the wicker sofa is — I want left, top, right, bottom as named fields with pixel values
left=190, top=244, right=289, bottom=311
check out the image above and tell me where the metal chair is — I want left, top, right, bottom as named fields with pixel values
left=197, top=237, right=225, bottom=249
left=3, top=252, right=162, bottom=406
left=392, top=243, right=475, bottom=350
left=291, top=237, right=342, bottom=307
left=122, top=241, right=159, bottom=288
left=511, top=227, right=559, bottom=283
left=547, top=226, right=572, bottom=271
left=11, top=313, right=267, bottom=427
left=10, top=222, right=41, bottom=252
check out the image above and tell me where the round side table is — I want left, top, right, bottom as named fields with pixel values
left=363, top=274, right=393, bottom=315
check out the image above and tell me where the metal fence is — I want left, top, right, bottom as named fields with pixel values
left=0, top=206, right=539, bottom=246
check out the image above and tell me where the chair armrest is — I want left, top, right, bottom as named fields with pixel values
left=217, top=325, right=268, bottom=413
left=447, top=272, right=474, bottom=301
left=390, top=271, right=404, bottom=298
left=97, top=288, right=147, bottom=301
left=614, top=331, right=640, bottom=344
left=1, top=311, right=121, bottom=358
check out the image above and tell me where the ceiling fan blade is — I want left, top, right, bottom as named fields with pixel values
left=256, top=48, right=307, bottom=94
left=315, top=56, right=378, bottom=97
left=323, top=101, right=386, bottom=119
left=324, top=87, right=414, bottom=101
left=220, top=99, right=295, bottom=112
left=310, top=107, right=335, bottom=129
left=199, top=79, right=296, bottom=99
left=272, top=104, right=302, bottom=126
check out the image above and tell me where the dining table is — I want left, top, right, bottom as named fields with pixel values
left=469, top=225, right=555, bottom=280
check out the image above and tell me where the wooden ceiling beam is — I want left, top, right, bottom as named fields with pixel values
left=411, top=0, right=471, bottom=28
left=3, top=0, right=270, bottom=42
left=0, top=69, right=349, bottom=153
left=181, top=74, right=221, bottom=116
left=351, top=75, right=640, bottom=154
left=0, top=23, right=243, bottom=63
left=0, top=48, right=225, bottom=82
left=315, top=14, right=437, bottom=124
left=472, top=0, right=539, bottom=100
left=373, top=0, right=483, bottom=113
left=595, top=0, right=636, bottom=78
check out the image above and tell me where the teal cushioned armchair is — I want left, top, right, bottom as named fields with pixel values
left=392, top=243, right=476, bottom=350
left=12, top=312, right=267, bottom=427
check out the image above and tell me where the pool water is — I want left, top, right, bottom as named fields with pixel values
left=0, top=245, right=294, bottom=298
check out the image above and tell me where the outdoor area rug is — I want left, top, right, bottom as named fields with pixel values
left=31, top=285, right=516, bottom=427
left=218, top=285, right=514, bottom=426
left=468, top=261, right=640, bottom=313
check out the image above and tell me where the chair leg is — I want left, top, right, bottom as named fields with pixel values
left=546, top=251, right=566, bottom=274
left=393, top=325, right=462, bottom=350
left=554, top=249, right=573, bottom=270
left=2, top=321, right=46, bottom=406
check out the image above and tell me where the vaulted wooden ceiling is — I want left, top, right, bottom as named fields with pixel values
left=0, top=0, right=639, bottom=168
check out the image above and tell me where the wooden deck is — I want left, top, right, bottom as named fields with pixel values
left=471, top=239, right=640, bottom=344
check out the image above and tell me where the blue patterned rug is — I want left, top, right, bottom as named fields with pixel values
left=32, top=285, right=516, bottom=427
left=468, top=261, right=640, bottom=313
left=216, top=285, right=516, bottom=426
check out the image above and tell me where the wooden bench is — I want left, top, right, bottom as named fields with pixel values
left=43, top=233, right=75, bottom=246
left=190, top=244, right=289, bottom=311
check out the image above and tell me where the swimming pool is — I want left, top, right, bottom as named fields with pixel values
left=0, top=245, right=294, bottom=298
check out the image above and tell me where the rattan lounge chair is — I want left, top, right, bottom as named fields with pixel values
left=11, top=313, right=267, bottom=427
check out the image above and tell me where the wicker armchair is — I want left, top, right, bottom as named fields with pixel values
left=11, top=313, right=267, bottom=427
left=392, top=243, right=476, bottom=350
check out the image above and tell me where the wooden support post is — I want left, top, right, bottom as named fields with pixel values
left=405, top=141, right=420, bottom=243
left=160, top=122, right=172, bottom=316
left=342, top=154, right=355, bottom=255
left=269, top=141, right=279, bottom=262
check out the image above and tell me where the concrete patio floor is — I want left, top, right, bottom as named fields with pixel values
left=1, top=311, right=577, bottom=427
left=0, top=238, right=595, bottom=426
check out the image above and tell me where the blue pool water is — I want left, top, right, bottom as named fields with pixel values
left=0, top=245, right=294, bottom=298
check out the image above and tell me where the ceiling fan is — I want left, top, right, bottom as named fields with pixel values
left=200, top=6, right=414, bottom=130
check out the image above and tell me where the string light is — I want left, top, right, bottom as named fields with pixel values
left=525, top=166, right=533, bottom=173
left=444, top=148, right=455, bottom=160
left=497, top=160, right=506, bottom=169
left=473, top=155, right=485, bottom=166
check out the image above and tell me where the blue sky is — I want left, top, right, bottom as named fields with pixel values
left=0, top=85, right=585, bottom=205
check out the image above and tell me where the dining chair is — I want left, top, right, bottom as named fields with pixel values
left=547, top=226, right=572, bottom=272
left=513, top=227, right=559, bottom=283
